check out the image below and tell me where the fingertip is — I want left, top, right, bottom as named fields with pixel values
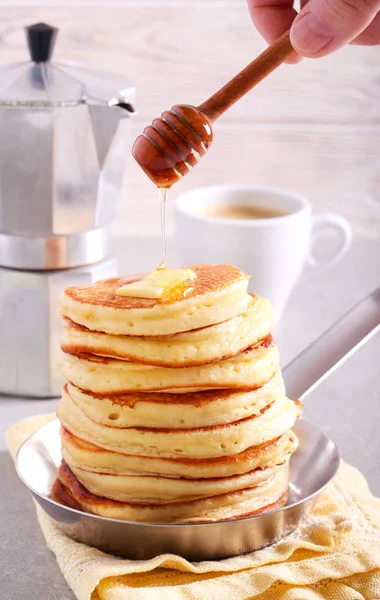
left=285, top=53, right=304, bottom=64
left=290, top=12, right=335, bottom=56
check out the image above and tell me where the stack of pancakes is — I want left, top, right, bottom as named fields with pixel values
left=54, top=264, right=301, bottom=522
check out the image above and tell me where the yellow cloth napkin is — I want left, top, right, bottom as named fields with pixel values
left=6, top=414, right=380, bottom=600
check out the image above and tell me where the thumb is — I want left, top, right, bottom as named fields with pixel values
left=290, top=0, right=380, bottom=57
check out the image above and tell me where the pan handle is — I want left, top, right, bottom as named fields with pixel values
left=282, top=287, right=380, bottom=400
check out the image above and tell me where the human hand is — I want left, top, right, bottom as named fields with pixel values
left=247, top=0, right=380, bottom=61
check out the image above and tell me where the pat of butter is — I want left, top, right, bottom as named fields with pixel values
left=116, top=268, right=197, bottom=299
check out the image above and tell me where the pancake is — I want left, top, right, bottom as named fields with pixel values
left=60, top=264, right=252, bottom=336
left=56, top=262, right=301, bottom=524
left=57, top=387, right=301, bottom=459
left=52, top=477, right=83, bottom=512
left=65, top=368, right=285, bottom=429
left=61, top=427, right=298, bottom=478
left=70, top=460, right=290, bottom=504
left=56, top=461, right=289, bottom=522
left=63, top=336, right=279, bottom=394
left=61, top=295, right=273, bottom=367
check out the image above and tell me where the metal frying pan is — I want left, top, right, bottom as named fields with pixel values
left=16, top=287, right=380, bottom=561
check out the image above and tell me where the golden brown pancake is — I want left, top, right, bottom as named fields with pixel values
left=61, top=427, right=299, bottom=479
left=64, top=368, right=285, bottom=429
left=51, top=477, right=82, bottom=511
left=60, top=294, right=273, bottom=367
left=57, top=387, right=301, bottom=459
left=70, top=459, right=291, bottom=504
left=62, top=336, right=279, bottom=394
left=60, top=264, right=252, bottom=336
left=63, top=264, right=246, bottom=310
left=56, top=461, right=289, bottom=523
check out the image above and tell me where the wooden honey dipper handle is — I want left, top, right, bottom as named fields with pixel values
left=198, top=30, right=294, bottom=123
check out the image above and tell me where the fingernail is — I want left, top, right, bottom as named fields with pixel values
left=291, top=12, right=334, bottom=54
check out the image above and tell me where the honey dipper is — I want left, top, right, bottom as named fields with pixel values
left=132, top=31, right=294, bottom=188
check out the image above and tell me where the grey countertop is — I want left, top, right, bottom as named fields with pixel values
left=1, top=234, right=380, bottom=599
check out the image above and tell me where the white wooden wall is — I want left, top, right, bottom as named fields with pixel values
left=0, top=1, right=379, bottom=237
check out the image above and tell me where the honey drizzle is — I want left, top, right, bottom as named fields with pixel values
left=157, top=187, right=168, bottom=270
left=155, top=186, right=195, bottom=303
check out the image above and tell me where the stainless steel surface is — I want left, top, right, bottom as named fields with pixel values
left=283, top=287, right=380, bottom=400
left=0, top=226, right=111, bottom=270
left=0, top=258, right=118, bottom=397
left=16, top=418, right=339, bottom=561
left=0, top=103, right=133, bottom=270
left=0, top=23, right=135, bottom=269
left=0, top=61, right=135, bottom=107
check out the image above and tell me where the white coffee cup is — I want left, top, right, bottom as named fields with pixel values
left=175, top=185, right=352, bottom=322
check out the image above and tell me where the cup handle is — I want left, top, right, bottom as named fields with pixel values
left=307, top=214, right=352, bottom=267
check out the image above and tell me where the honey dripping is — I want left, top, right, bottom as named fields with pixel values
left=157, top=187, right=168, bottom=270
left=156, top=187, right=195, bottom=303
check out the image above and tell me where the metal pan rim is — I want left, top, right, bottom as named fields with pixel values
left=16, top=417, right=340, bottom=530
